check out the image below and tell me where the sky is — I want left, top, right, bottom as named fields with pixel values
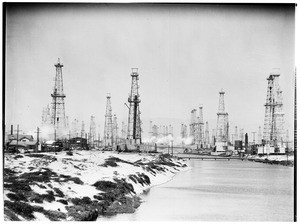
left=4, top=3, right=295, bottom=140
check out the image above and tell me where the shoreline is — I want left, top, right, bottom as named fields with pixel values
left=3, top=150, right=189, bottom=221
left=246, top=154, right=294, bottom=167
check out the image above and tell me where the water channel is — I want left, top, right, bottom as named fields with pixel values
left=100, top=160, right=294, bottom=221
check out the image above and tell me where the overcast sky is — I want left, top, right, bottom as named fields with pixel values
left=5, top=3, right=295, bottom=139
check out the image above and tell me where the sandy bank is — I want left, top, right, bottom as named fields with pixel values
left=3, top=150, right=189, bottom=221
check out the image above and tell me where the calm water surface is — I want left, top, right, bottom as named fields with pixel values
left=99, top=160, right=294, bottom=221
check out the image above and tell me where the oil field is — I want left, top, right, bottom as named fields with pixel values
left=3, top=3, right=296, bottom=222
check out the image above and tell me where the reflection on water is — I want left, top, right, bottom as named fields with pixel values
left=99, top=160, right=294, bottom=221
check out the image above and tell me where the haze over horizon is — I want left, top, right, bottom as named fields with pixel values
left=5, top=3, right=295, bottom=140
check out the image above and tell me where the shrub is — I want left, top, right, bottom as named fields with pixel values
left=53, top=188, right=64, bottom=197
left=93, top=181, right=118, bottom=192
left=4, top=200, right=34, bottom=220
left=57, top=199, right=68, bottom=205
left=19, top=170, right=58, bottom=183
left=14, top=155, right=24, bottom=159
left=139, top=173, right=151, bottom=185
left=6, top=192, right=28, bottom=202
left=69, top=177, right=84, bottom=185
left=43, top=210, right=67, bottom=221
left=4, top=180, right=32, bottom=192
left=102, top=160, right=118, bottom=167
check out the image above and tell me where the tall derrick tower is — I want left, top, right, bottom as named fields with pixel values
left=51, top=58, right=67, bottom=140
left=263, top=70, right=285, bottom=145
left=190, top=109, right=197, bottom=144
left=240, top=128, right=244, bottom=142
left=104, top=94, right=113, bottom=147
left=258, top=126, right=262, bottom=144
left=149, top=121, right=153, bottom=137
left=71, top=119, right=79, bottom=138
left=216, top=89, right=229, bottom=142
left=199, top=106, right=205, bottom=146
left=42, top=104, right=51, bottom=126
left=81, top=121, right=85, bottom=138
left=234, top=126, right=238, bottom=143
left=152, top=125, right=159, bottom=138
left=121, top=122, right=127, bottom=139
left=204, top=121, right=210, bottom=147
left=113, top=114, right=118, bottom=145
left=89, top=115, right=96, bottom=147
left=127, top=68, right=142, bottom=144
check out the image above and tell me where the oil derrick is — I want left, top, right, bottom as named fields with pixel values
left=89, top=116, right=96, bottom=147
left=169, top=125, right=173, bottom=136
left=216, top=89, right=229, bottom=142
left=258, top=126, right=262, bottom=144
left=239, top=129, right=244, bottom=142
left=71, top=119, right=79, bottom=138
left=180, top=124, right=185, bottom=138
left=81, top=121, right=85, bottom=138
left=113, top=114, right=118, bottom=145
left=285, top=130, right=290, bottom=148
left=204, top=121, right=210, bottom=147
left=211, top=129, right=215, bottom=145
left=149, top=121, right=153, bottom=137
left=42, top=105, right=51, bottom=126
left=199, top=106, right=205, bottom=146
left=65, top=116, right=69, bottom=129
left=159, top=125, right=162, bottom=137
left=190, top=109, right=197, bottom=144
left=127, top=68, right=142, bottom=144
left=152, top=125, right=159, bottom=138
left=121, top=122, right=127, bottom=139
left=51, top=58, right=67, bottom=140
left=263, top=70, right=285, bottom=146
left=104, top=94, right=113, bottom=147
left=234, top=126, right=238, bottom=143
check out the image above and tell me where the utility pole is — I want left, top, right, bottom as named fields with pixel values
left=34, top=127, right=41, bottom=153
left=14, top=125, right=22, bottom=152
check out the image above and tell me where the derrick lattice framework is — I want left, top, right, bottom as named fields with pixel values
left=104, top=94, right=113, bottom=147
left=89, top=115, right=96, bottom=147
left=204, top=121, right=210, bottom=147
left=113, top=114, right=118, bottom=145
left=127, top=68, right=142, bottom=144
left=263, top=71, right=285, bottom=145
left=189, top=109, right=197, bottom=144
left=198, top=106, right=205, bottom=146
left=216, top=90, right=229, bottom=142
left=51, top=58, right=67, bottom=139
